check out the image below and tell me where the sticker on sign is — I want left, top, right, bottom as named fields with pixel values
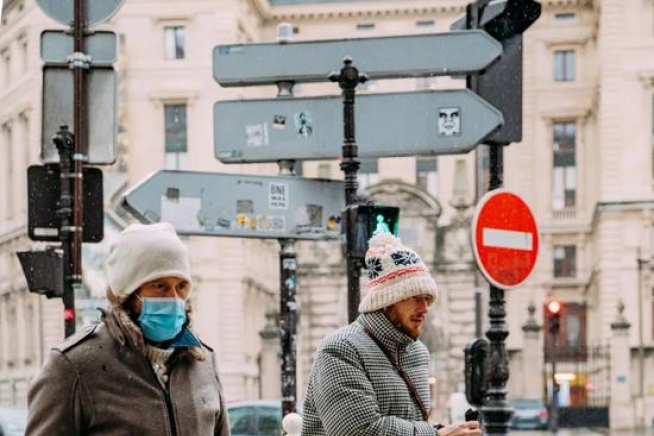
left=471, top=189, right=540, bottom=289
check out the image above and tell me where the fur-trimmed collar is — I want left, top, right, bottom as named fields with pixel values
left=102, top=296, right=206, bottom=362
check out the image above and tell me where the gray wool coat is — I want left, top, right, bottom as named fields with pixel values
left=302, top=310, right=438, bottom=436
left=25, top=307, right=230, bottom=436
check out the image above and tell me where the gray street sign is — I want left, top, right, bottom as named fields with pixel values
left=41, top=30, right=117, bottom=64
left=41, top=66, right=117, bottom=164
left=214, top=89, right=503, bottom=163
left=213, top=30, right=502, bottom=86
left=122, top=170, right=345, bottom=241
left=37, top=0, right=124, bottom=27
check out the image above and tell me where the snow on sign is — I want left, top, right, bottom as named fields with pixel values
left=471, top=189, right=540, bottom=289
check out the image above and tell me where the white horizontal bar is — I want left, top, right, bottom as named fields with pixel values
left=482, top=228, right=533, bottom=251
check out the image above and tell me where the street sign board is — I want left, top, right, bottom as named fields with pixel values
left=37, top=0, right=124, bottom=27
left=213, top=30, right=502, bottom=86
left=471, top=189, right=540, bottom=289
left=41, top=66, right=117, bottom=164
left=122, top=170, right=345, bottom=241
left=41, top=30, right=117, bottom=64
left=214, top=90, right=503, bottom=163
left=27, top=165, right=104, bottom=242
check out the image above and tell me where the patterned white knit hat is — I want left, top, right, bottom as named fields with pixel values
left=359, top=233, right=438, bottom=313
left=107, top=222, right=192, bottom=299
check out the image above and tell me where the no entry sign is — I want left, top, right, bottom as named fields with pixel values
left=472, top=189, right=540, bottom=289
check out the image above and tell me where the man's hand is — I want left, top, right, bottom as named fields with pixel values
left=436, top=420, right=481, bottom=436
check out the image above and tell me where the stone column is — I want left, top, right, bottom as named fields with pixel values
left=259, top=309, right=281, bottom=400
left=521, top=302, right=543, bottom=400
left=610, top=301, right=634, bottom=429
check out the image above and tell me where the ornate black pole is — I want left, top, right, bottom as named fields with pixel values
left=482, top=142, right=513, bottom=436
left=330, top=57, right=367, bottom=323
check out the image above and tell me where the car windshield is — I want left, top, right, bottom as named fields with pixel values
left=512, top=399, right=543, bottom=409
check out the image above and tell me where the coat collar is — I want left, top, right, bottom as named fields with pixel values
left=357, top=310, right=416, bottom=353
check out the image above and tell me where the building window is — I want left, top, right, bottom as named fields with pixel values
left=416, top=157, right=438, bottom=197
left=554, top=12, right=576, bottom=22
left=2, top=49, right=11, bottom=86
left=554, top=50, right=575, bottom=82
left=416, top=20, right=435, bottom=28
left=164, top=103, right=188, bottom=169
left=164, top=26, right=185, bottom=59
left=356, top=23, right=375, bottom=31
left=552, top=121, right=576, bottom=209
left=20, top=39, right=28, bottom=73
left=554, top=245, right=576, bottom=278
left=3, top=123, right=13, bottom=219
left=358, top=158, right=379, bottom=190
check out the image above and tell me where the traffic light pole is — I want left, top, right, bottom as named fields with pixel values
left=330, top=57, right=367, bottom=323
left=53, top=126, right=77, bottom=338
left=549, top=328, right=559, bottom=432
left=467, top=1, right=512, bottom=434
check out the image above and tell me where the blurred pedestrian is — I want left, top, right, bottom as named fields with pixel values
left=302, top=233, right=481, bottom=436
left=26, top=222, right=230, bottom=436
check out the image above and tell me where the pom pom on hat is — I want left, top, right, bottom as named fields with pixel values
left=359, top=232, right=438, bottom=313
left=107, top=222, right=192, bottom=300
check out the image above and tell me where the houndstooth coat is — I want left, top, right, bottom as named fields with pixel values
left=301, top=310, right=437, bottom=436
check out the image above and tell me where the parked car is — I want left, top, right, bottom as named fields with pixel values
left=509, top=398, right=548, bottom=430
left=227, top=400, right=302, bottom=436
left=0, top=407, right=27, bottom=436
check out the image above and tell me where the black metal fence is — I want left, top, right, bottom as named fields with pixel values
left=545, top=344, right=610, bottom=427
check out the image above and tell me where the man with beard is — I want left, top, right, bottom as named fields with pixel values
left=302, top=233, right=480, bottom=436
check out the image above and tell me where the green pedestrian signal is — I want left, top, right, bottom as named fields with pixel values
left=366, top=206, right=399, bottom=237
left=343, top=205, right=400, bottom=260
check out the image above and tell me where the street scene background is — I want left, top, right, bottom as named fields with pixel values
left=0, top=0, right=653, bottom=433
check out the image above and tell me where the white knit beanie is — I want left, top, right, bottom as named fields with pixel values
left=107, top=222, right=192, bottom=299
left=359, top=233, right=438, bottom=313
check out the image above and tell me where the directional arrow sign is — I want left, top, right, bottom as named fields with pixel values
left=122, top=170, right=345, bottom=241
left=213, top=30, right=502, bottom=86
left=214, top=89, right=503, bottom=163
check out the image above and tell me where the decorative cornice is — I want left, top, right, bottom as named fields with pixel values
left=252, top=0, right=595, bottom=24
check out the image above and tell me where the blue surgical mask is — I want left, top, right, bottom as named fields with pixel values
left=137, top=297, right=187, bottom=342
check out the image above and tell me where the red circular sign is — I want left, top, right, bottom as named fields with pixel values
left=472, top=189, right=540, bottom=289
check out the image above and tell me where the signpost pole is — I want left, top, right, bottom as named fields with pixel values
left=279, top=236, right=297, bottom=417
left=276, top=70, right=298, bottom=417
left=53, top=126, right=76, bottom=337
left=330, top=57, right=366, bottom=323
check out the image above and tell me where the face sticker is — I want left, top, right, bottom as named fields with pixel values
left=294, top=112, right=313, bottom=137
left=437, top=107, right=461, bottom=137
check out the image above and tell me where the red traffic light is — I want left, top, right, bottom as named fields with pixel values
left=64, top=308, right=75, bottom=321
left=546, top=300, right=562, bottom=315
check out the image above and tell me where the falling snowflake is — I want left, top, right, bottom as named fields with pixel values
left=391, top=250, right=419, bottom=266
left=366, top=257, right=383, bottom=279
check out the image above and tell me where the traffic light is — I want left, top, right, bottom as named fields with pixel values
left=459, top=0, right=542, bottom=144
left=546, top=300, right=562, bottom=335
left=16, top=249, right=65, bottom=298
left=343, top=204, right=400, bottom=260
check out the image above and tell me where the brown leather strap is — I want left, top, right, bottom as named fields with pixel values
left=363, top=327, right=429, bottom=421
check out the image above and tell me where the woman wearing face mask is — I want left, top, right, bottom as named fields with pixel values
left=26, top=223, right=231, bottom=436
